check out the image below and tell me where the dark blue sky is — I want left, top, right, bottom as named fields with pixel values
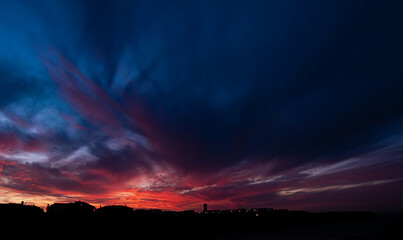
left=0, top=0, right=403, bottom=211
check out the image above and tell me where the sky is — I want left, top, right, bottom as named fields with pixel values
left=0, top=0, right=403, bottom=212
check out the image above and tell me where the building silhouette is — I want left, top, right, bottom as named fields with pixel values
left=47, top=201, right=95, bottom=216
left=203, top=203, right=208, bottom=213
left=183, top=210, right=197, bottom=216
left=0, top=201, right=43, bottom=217
left=96, top=205, right=133, bottom=217
left=133, top=209, right=164, bottom=217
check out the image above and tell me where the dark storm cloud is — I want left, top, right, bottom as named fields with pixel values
left=102, top=0, right=403, bottom=173
left=0, top=67, right=33, bottom=107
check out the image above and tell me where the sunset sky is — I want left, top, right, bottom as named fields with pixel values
left=1, top=0, right=403, bottom=212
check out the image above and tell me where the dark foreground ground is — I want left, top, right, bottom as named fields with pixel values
left=2, top=211, right=402, bottom=239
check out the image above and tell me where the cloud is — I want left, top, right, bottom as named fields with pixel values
left=50, top=146, right=97, bottom=169
left=0, top=0, right=403, bottom=211
left=277, top=179, right=402, bottom=196
left=2, top=152, right=49, bottom=164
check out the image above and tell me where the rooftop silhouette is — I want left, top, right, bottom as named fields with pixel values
left=46, top=201, right=95, bottom=216
left=96, top=205, right=133, bottom=217
left=0, top=201, right=43, bottom=217
left=1, top=200, right=402, bottom=239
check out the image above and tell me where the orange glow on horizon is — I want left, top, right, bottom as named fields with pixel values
left=0, top=186, right=208, bottom=211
